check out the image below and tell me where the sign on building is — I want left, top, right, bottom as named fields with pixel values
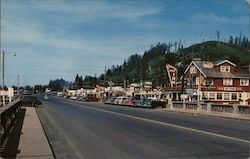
left=166, top=64, right=177, bottom=87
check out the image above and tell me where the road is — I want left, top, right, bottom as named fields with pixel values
left=36, top=96, right=250, bottom=159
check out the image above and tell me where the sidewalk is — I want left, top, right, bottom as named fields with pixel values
left=16, top=107, right=54, bottom=159
left=157, top=108, right=250, bottom=121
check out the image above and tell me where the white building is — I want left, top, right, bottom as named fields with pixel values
left=0, top=87, right=14, bottom=106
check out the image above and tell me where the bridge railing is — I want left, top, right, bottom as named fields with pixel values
left=170, top=101, right=250, bottom=116
left=0, top=100, right=22, bottom=141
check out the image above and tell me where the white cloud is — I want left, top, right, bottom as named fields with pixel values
left=191, top=12, right=248, bottom=25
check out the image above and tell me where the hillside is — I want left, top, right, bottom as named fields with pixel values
left=179, top=41, right=250, bottom=67
left=106, top=41, right=250, bottom=86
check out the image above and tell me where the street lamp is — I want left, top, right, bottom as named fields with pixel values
left=1, top=50, right=16, bottom=106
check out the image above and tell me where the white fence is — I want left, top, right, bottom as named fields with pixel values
left=169, top=101, right=250, bottom=117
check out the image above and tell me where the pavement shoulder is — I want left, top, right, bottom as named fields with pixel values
left=16, top=107, right=54, bottom=159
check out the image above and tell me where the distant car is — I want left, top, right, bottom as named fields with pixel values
left=57, top=92, right=64, bottom=97
left=105, top=96, right=117, bottom=104
left=136, top=98, right=153, bottom=108
left=70, top=96, right=78, bottom=100
left=77, top=96, right=87, bottom=101
left=44, top=95, right=49, bottom=100
left=19, top=95, right=42, bottom=106
left=127, top=97, right=141, bottom=106
left=151, top=100, right=166, bottom=108
left=114, top=96, right=128, bottom=105
left=86, top=96, right=99, bottom=102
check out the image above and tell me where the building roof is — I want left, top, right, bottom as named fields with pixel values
left=185, top=60, right=250, bottom=79
left=213, top=60, right=236, bottom=67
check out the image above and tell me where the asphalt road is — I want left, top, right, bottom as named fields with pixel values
left=36, top=96, right=250, bottom=159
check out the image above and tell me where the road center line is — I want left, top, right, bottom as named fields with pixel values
left=54, top=99, right=250, bottom=144
left=86, top=106, right=250, bottom=144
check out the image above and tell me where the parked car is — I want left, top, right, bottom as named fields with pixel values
left=19, top=95, right=42, bottom=106
left=57, top=92, right=64, bottom=97
left=70, top=96, right=78, bottom=100
left=44, top=95, right=49, bottom=100
left=135, top=98, right=153, bottom=108
left=114, top=96, right=128, bottom=105
left=77, top=96, right=87, bottom=101
left=86, top=96, right=99, bottom=102
left=151, top=100, right=166, bottom=108
left=105, top=96, right=117, bottom=104
left=127, top=96, right=141, bottom=106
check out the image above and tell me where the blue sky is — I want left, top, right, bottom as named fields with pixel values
left=1, top=0, right=249, bottom=86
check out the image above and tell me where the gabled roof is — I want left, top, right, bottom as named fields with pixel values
left=184, top=60, right=250, bottom=79
left=184, top=61, right=207, bottom=77
left=213, top=60, right=236, bottom=67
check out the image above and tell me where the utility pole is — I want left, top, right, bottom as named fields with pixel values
left=103, top=66, right=107, bottom=101
left=17, top=73, right=19, bottom=94
left=1, top=51, right=5, bottom=105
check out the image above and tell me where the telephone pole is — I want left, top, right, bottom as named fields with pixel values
left=1, top=51, right=5, bottom=105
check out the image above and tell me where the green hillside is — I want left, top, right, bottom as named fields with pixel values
left=68, top=40, right=249, bottom=89
left=179, top=41, right=250, bottom=66
left=106, top=41, right=250, bottom=87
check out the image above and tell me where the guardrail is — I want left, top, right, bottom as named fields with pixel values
left=0, top=100, right=22, bottom=142
left=170, top=101, right=250, bottom=116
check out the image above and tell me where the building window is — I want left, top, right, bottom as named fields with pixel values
left=220, top=66, right=230, bottom=72
left=196, top=77, right=200, bottom=85
left=202, top=92, right=208, bottom=100
left=224, top=93, right=230, bottom=100
left=203, top=79, right=214, bottom=86
left=217, top=93, right=223, bottom=100
left=190, top=66, right=197, bottom=74
left=231, top=93, right=237, bottom=100
left=223, top=78, right=233, bottom=86
left=209, top=93, right=215, bottom=100
left=240, top=79, right=249, bottom=86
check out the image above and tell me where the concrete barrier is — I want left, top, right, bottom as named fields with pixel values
left=0, top=100, right=21, bottom=140
left=167, top=101, right=250, bottom=120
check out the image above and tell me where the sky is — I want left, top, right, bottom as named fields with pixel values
left=1, top=0, right=249, bottom=86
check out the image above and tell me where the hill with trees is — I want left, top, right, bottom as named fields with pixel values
left=55, top=35, right=250, bottom=89
left=101, top=39, right=249, bottom=87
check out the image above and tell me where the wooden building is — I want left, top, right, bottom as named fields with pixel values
left=183, top=59, right=250, bottom=105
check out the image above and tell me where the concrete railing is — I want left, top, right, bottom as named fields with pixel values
left=170, top=101, right=250, bottom=116
left=0, top=100, right=21, bottom=141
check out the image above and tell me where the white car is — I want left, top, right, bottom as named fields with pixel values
left=44, top=95, right=49, bottom=100
left=70, top=96, right=78, bottom=100
left=57, top=92, right=64, bottom=97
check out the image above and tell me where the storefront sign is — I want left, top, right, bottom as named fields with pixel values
left=166, top=64, right=177, bottom=88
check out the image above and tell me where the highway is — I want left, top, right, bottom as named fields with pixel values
left=36, top=96, right=250, bottom=159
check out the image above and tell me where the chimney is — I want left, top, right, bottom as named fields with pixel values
left=243, top=65, right=250, bottom=75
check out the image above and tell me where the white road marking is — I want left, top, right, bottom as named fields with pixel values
left=54, top=98, right=250, bottom=144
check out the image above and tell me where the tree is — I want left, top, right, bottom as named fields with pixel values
left=216, top=31, right=220, bottom=41
left=48, top=79, right=67, bottom=91
left=229, top=35, right=233, bottom=44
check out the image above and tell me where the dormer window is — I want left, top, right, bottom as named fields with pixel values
left=220, top=66, right=230, bottom=72
left=190, top=66, right=197, bottom=74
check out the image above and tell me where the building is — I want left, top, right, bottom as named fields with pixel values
left=0, top=87, right=14, bottom=106
left=183, top=59, right=250, bottom=105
